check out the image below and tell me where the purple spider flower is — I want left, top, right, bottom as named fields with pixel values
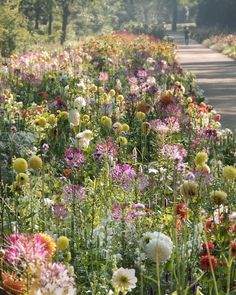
left=112, top=163, right=136, bottom=190
left=51, top=204, right=68, bottom=220
left=63, top=184, right=86, bottom=202
left=64, top=147, right=85, bottom=168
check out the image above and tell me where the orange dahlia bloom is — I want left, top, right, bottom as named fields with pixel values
left=39, top=233, right=56, bottom=259
left=2, top=272, right=27, bottom=295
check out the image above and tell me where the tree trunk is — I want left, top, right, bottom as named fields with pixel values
left=172, top=0, right=178, bottom=32
left=61, top=3, right=69, bottom=44
left=34, top=0, right=40, bottom=30
left=48, top=0, right=53, bottom=36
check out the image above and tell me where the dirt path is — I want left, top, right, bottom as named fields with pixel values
left=170, top=32, right=236, bottom=130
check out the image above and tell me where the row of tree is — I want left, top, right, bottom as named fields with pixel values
left=2, top=0, right=236, bottom=57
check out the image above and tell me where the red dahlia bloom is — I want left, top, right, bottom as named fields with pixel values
left=200, top=255, right=217, bottom=272
left=201, top=241, right=215, bottom=255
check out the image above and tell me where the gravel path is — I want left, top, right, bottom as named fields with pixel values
left=170, top=32, right=236, bottom=130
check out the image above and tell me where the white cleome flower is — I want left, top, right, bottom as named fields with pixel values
left=74, top=96, right=86, bottom=110
left=68, top=109, right=80, bottom=126
left=145, top=232, right=173, bottom=263
left=112, top=267, right=137, bottom=292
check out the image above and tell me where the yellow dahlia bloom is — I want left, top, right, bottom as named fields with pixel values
left=194, top=152, right=208, bottom=166
left=16, top=173, right=29, bottom=185
left=223, top=166, right=236, bottom=180
left=13, top=158, right=28, bottom=173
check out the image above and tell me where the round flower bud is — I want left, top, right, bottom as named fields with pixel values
left=82, top=114, right=90, bottom=122
left=16, top=173, right=29, bottom=185
left=187, top=97, right=192, bottom=103
left=68, top=109, right=80, bottom=126
left=194, top=152, right=208, bottom=166
left=89, top=84, right=97, bottom=93
left=180, top=181, right=198, bottom=200
left=113, top=122, right=123, bottom=133
left=101, top=116, right=112, bottom=128
left=141, top=122, right=151, bottom=134
left=117, top=95, right=124, bottom=102
left=223, top=166, right=236, bottom=180
left=38, top=117, right=47, bottom=128
left=47, top=114, right=57, bottom=126
left=136, top=111, right=146, bottom=121
left=211, top=190, right=227, bottom=205
left=57, top=236, right=69, bottom=251
left=109, top=89, right=116, bottom=97
left=13, top=158, right=28, bottom=173
left=122, top=124, right=130, bottom=132
left=28, top=155, right=43, bottom=170
left=118, top=136, right=128, bottom=146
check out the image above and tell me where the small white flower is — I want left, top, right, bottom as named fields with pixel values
left=75, top=130, right=93, bottom=149
left=112, top=267, right=137, bottom=292
left=68, top=109, right=80, bottom=126
left=74, top=96, right=86, bottom=110
left=145, top=232, right=173, bottom=263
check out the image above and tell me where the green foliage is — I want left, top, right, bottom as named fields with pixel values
left=0, top=3, right=31, bottom=57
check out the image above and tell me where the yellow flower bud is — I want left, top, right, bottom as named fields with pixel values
left=194, top=152, right=208, bottom=166
left=89, top=84, right=97, bottom=93
left=113, top=122, right=123, bottom=132
left=28, top=155, right=43, bottom=170
left=117, top=95, right=124, bottom=102
left=136, top=111, right=146, bottom=121
left=82, top=114, right=90, bottom=122
left=48, top=114, right=57, bottom=125
left=38, top=117, right=47, bottom=128
left=187, top=97, right=193, bottom=103
left=122, top=124, right=130, bottom=132
left=223, top=166, right=236, bottom=180
left=109, top=89, right=116, bottom=97
left=101, top=116, right=112, bottom=128
left=118, top=136, right=128, bottom=146
left=57, top=236, right=69, bottom=251
left=13, top=158, right=28, bottom=173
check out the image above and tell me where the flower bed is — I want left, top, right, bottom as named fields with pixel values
left=0, top=32, right=236, bottom=294
left=192, top=27, right=236, bottom=59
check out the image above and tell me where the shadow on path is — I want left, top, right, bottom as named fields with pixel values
left=170, top=32, right=236, bottom=130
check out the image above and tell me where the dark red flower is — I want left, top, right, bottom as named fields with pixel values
left=38, top=92, right=48, bottom=98
left=205, top=219, right=213, bottom=233
left=176, top=203, right=188, bottom=219
left=230, top=242, right=236, bottom=257
left=201, top=241, right=214, bottom=255
left=200, top=255, right=217, bottom=272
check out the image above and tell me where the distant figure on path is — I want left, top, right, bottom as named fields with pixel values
left=184, top=26, right=190, bottom=45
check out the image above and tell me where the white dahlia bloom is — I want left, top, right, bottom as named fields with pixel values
left=145, top=232, right=173, bottom=263
left=112, top=267, right=137, bottom=292
left=75, top=130, right=93, bottom=150
left=74, top=96, right=86, bottom=110
left=68, top=109, right=80, bottom=126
